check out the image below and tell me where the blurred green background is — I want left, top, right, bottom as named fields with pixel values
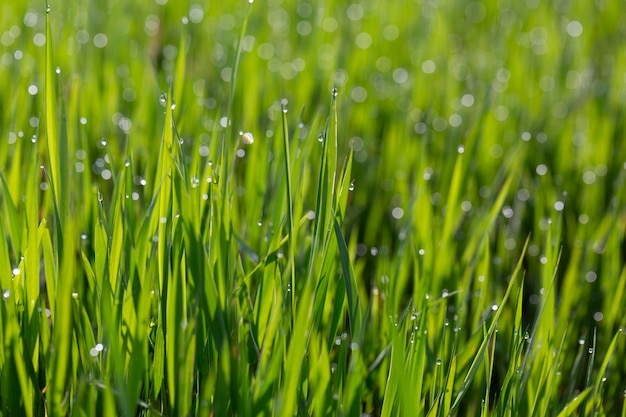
left=1, top=0, right=626, bottom=414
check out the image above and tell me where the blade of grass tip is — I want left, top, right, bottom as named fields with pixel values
left=280, top=99, right=296, bottom=318
left=307, top=88, right=338, bottom=281
left=173, top=30, right=186, bottom=113
left=582, top=329, right=597, bottom=415
left=156, top=81, right=174, bottom=293
left=450, top=236, right=529, bottom=413
left=589, top=330, right=621, bottom=413
left=44, top=2, right=68, bottom=224
left=442, top=150, right=464, bottom=241
left=554, top=387, right=592, bottom=417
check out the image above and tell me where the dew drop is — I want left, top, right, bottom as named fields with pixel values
left=435, top=358, right=442, bottom=366
left=317, top=133, right=324, bottom=142
left=55, top=66, right=61, bottom=74
left=46, top=5, right=51, bottom=13
left=97, top=192, right=104, bottom=202
left=257, top=219, right=262, bottom=227
left=331, top=87, right=338, bottom=97
left=349, top=179, right=355, bottom=191
left=242, top=132, right=254, bottom=144
left=72, top=292, right=79, bottom=299
left=12, top=267, right=20, bottom=275
left=31, top=135, right=37, bottom=143
left=588, top=348, right=594, bottom=354
left=2, top=289, right=10, bottom=300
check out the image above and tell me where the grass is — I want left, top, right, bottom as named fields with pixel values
left=1, top=0, right=626, bottom=416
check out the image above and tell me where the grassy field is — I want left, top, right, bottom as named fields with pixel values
left=1, top=0, right=626, bottom=415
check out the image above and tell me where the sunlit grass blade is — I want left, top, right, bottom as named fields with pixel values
left=44, top=3, right=67, bottom=225
left=280, top=100, right=296, bottom=316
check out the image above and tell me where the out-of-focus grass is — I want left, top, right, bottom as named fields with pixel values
left=0, top=0, right=625, bottom=416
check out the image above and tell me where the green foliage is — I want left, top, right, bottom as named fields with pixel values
left=0, top=0, right=625, bottom=416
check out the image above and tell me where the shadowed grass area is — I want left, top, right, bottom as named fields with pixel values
left=0, top=0, right=625, bottom=416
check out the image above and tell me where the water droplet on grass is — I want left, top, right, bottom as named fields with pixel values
left=331, top=87, right=338, bottom=97
left=435, top=358, right=442, bottom=365
left=242, top=132, right=254, bottom=144
left=72, top=292, right=79, bottom=299
left=349, top=179, right=355, bottom=191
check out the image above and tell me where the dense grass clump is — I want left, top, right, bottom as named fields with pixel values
left=1, top=0, right=625, bottom=416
